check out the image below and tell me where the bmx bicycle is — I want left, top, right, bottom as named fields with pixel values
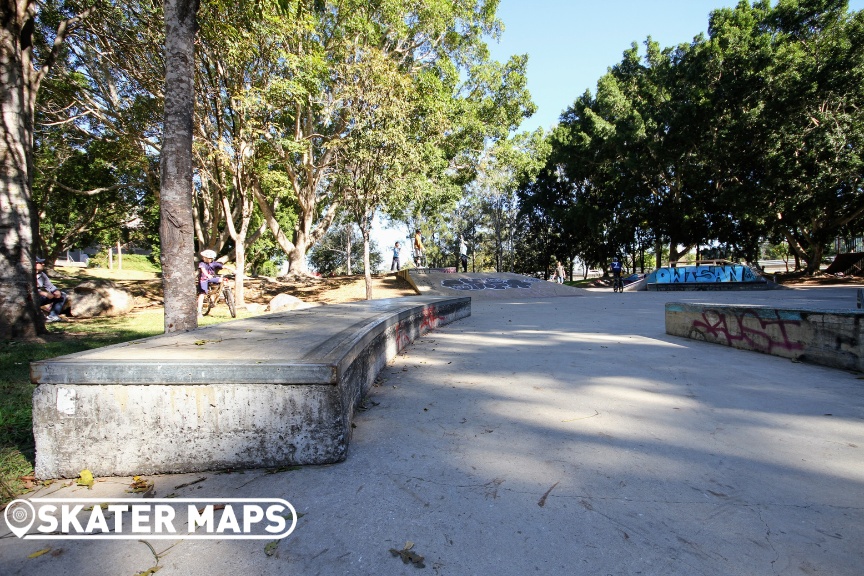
left=202, top=274, right=236, bottom=318
left=612, top=275, right=624, bottom=293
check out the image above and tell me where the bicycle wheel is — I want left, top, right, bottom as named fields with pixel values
left=203, top=292, right=215, bottom=315
left=223, top=286, right=236, bottom=318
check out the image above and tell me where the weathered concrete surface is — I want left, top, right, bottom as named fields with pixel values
left=666, top=301, right=864, bottom=372
left=4, top=287, right=862, bottom=576
left=31, top=297, right=470, bottom=478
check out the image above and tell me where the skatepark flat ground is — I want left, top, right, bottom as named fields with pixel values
left=2, top=284, right=862, bottom=576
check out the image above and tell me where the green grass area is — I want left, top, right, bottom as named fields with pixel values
left=87, top=253, right=161, bottom=273
left=0, top=308, right=245, bottom=504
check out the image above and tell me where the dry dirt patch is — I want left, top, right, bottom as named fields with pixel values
left=53, top=268, right=418, bottom=309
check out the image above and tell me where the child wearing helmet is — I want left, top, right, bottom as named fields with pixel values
left=197, top=249, right=223, bottom=315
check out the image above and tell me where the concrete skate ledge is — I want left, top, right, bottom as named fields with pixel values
left=666, top=302, right=864, bottom=372
left=32, top=296, right=470, bottom=478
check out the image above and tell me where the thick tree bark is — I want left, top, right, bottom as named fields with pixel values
left=160, top=0, right=199, bottom=332
left=0, top=0, right=42, bottom=338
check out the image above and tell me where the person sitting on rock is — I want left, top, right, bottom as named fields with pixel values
left=35, top=257, right=66, bottom=322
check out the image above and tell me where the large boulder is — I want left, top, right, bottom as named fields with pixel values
left=68, top=279, right=135, bottom=318
left=268, top=293, right=314, bottom=313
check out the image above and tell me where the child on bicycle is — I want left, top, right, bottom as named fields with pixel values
left=197, top=249, right=224, bottom=316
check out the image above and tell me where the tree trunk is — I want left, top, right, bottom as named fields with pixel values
left=362, top=229, right=372, bottom=300
left=345, top=223, right=352, bottom=275
left=654, top=236, right=663, bottom=269
left=804, top=243, right=824, bottom=275
left=233, top=242, right=246, bottom=306
left=160, top=0, right=199, bottom=332
left=0, top=1, right=42, bottom=338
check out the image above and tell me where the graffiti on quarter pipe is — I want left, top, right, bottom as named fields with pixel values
left=441, top=277, right=540, bottom=291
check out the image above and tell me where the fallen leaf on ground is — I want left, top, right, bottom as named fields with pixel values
left=76, top=470, right=94, bottom=489
left=128, top=476, right=154, bottom=494
left=389, top=541, right=425, bottom=568
left=264, top=541, right=279, bottom=557
left=28, top=548, right=52, bottom=559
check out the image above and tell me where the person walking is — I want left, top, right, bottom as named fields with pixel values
left=391, top=242, right=401, bottom=271
left=555, top=261, right=565, bottom=284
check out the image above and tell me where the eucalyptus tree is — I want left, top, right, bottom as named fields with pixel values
left=1, top=0, right=96, bottom=337
left=191, top=1, right=308, bottom=305
left=157, top=0, right=199, bottom=331
left=335, top=45, right=425, bottom=299
left=251, top=0, right=532, bottom=277
left=465, top=129, right=548, bottom=272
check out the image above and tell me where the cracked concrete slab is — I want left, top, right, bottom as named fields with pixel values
left=1, top=286, right=862, bottom=575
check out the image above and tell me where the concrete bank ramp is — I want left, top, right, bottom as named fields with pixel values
left=408, top=271, right=583, bottom=300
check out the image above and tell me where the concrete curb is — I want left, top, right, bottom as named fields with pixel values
left=32, top=297, right=470, bottom=478
left=665, top=301, right=864, bottom=371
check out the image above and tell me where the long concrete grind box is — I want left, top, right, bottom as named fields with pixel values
left=665, top=301, right=864, bottom=372
left=32, top=297, right=470, bottom=478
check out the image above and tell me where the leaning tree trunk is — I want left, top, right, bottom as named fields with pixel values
left=160, top=0, right=199, bottom=332
left=0, top=1, right=43, bottom=338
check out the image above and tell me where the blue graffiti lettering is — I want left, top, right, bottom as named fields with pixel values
left=649, top=265, right=763, bottom=284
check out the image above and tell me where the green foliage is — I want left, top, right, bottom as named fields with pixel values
left=522, top=0, right=864, bottom=275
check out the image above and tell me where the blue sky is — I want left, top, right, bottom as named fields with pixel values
left=489, top=0, right=864, bottom=133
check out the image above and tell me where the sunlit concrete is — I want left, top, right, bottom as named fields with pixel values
left=2, top=286, right=862, bottom=575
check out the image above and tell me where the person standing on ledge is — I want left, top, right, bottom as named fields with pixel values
left=413, top=230, right=425, bottom=267
left=459, top=235, right=468, bottom=273
left=391, top=241, right=401, bottom=271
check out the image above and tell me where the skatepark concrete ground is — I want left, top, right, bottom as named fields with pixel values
left=2, top=280, right=862, bottom=576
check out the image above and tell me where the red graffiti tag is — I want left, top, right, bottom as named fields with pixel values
left=394, top=321, right=411, bottom=351
left=691, top=309, right=804, bottom=353
left=420, top=306, right=444, bottom=332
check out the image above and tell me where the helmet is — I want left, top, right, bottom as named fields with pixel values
left=612, top=257, right=618, bottom=262
left=200, top=249, right=217, bottom=259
